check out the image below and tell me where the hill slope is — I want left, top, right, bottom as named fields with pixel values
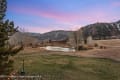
left=28, top=20, right=120, bottom=41
left=11, top=20, right=120, bottom=44
left=82, top=20, right=120, bottom=39
left=28, top=30, right=72, bottom=41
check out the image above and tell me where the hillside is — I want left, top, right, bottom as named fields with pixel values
left=82, top=20, right=120, bottom=39
left=27, top=30, right=72, bottom=41
left=28, top=20, right=120, bottom=41
left=10, top=20, right=120, bottom=46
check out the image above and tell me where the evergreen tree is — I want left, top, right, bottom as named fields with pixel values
left=0, top=0, right=6, bottom=20
left=0, top=0, right=23, bottom=75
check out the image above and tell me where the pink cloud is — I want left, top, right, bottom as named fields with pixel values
left=112, top=1, right=120, bottom=7
left=10, top=7, right=109, bottom=22
left=19, top=25, right=52, bottom=33
left=19, top=23, right=72, bottom=33
left=9, top=7, right=80, bottom=22
left=28, top=27, right=52, bottom=33
left=9, top=6, right=120, bottom=33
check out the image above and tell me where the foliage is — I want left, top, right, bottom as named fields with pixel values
left=0, top=0, right=7, bottom=20
left=0, top=0, right=23, bottom=75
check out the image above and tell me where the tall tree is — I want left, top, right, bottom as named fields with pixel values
left=0, top=0, right=23, bottom=75
left=69, top=29, right=84, bottom=51
left=0, top=0, right=6, bottom=20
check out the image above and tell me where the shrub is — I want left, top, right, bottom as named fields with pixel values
left=99, top=46, right=107, bottom=49
left=78, top=45, right=87, bottom=50
left=78, top=45, right=93, bottom=50
left=94, top=43, right=99, bottom=47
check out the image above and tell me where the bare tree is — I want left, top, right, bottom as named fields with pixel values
left=69, top=28, right=84, bottom=51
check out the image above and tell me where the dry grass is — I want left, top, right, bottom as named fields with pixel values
left=95, top=39, right=120, bottom=47
left=19, top=39, right=120, bottom=61
left=13, top=39, right=120, bottom=80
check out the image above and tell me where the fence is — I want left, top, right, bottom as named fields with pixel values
left=0, top=72, right=64, bottom=80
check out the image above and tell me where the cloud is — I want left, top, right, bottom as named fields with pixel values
left=9, top=6, right=120, bottom=33
left=9, top=7, right=80, bottom=22
left=22, top=26, right=71, bottom=33
left=112, top=1, right=120, bottom=7
left=9, top=6, right=113, bottom=23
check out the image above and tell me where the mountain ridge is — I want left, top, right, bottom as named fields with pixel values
left=24, top=20, right=120, bottom=41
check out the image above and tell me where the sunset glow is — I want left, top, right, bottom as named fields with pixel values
left=7, top=0, right=120, bottom=33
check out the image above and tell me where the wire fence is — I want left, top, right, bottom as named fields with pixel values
left=0, top=72, right=64, bottom=80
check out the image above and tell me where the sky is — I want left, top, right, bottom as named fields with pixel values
left=6, top=0, right=120, bottom=33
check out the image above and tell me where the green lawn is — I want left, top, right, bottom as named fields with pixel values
left=14, top=52, right=120, bottom=80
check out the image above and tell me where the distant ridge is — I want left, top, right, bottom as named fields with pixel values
left=27, top=30, right=72, bottom=41
left=82, top=20, right=120, bottom=39
left=20, top=20, right=120, bottom=41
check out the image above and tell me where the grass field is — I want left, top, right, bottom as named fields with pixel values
left=14, top=51, right=120, bottom=80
